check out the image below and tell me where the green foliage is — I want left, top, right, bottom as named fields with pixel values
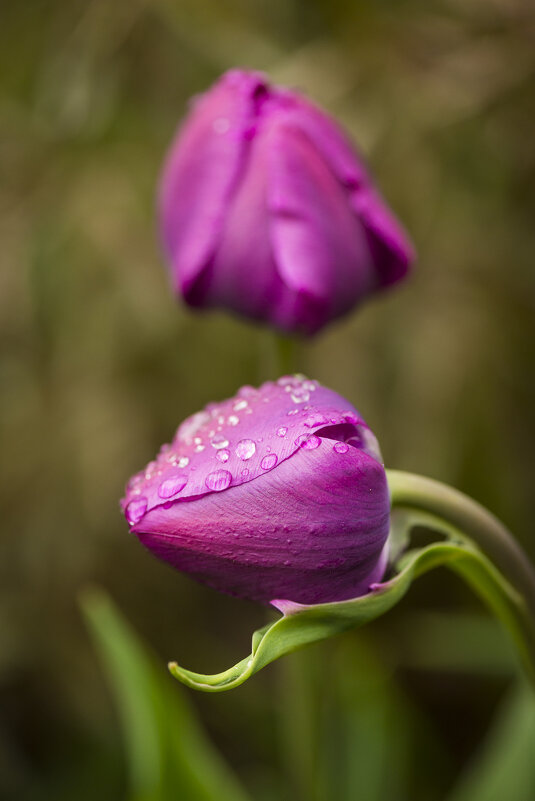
left=81, top=589, right=251, bottom=801
left=448, top=682, right=535, bottom=801
left=169, top=508, right=531, bottom=691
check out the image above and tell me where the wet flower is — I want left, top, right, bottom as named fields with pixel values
left=122, top=376, right=390, bottom=604
left=159, top=69, right=415, bottom=335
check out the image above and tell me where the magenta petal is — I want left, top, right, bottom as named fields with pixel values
left=122, top=376, right=390, bottom=605
left=194, top=120, right=281, bottom=319
left=158, top=70, right=267, bottom=299
left=280, top=94, right=370, bottom=190
left=121, top=376, right=372, bottom=518
left=351, top=187, right=416, bottom=287
left=268, top=123, right=373, bottom=332
left=133, top=428, right=389, bottom=605
left=159, top=70, right=415, bottom=334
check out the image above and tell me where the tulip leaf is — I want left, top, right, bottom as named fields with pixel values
left=447, top=680, right=535, bottom=801
left=169, top=509, right=532, bottom=692
left=81, top=588, right=252, bottom=801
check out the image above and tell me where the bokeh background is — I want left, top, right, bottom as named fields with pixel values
left=1, top=1, right=535, bottom=799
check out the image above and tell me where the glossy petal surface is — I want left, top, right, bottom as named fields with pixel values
left=122, top=376, right=389, bottom=604
left=159, top=70, right=415, bottom=334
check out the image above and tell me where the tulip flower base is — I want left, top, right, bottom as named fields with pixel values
left=169, top=471, right=535, bottom=692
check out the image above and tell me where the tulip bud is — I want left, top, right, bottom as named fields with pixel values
left=159, top=69, right=415, bottom=335
left=122, top=376, right=390, bottom=604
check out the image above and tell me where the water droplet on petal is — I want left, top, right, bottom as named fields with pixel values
left=125, top=497, right=148, bottom=525
left=144, top=460, right=157, bottom=480
left=296, top=434, right=321, bottom=450
left=211, top=434, right=229, bottom=450
left=277, top=426, right=288, bottom=437
left=261, top=454, right=277, bottom=470
left=236, top=439, right=256, bottom=460
left=287, top=409, right=299, bottom=416
left=228, top=415, right=239, bottom=426
left=304, top=413, right=329, bottom=428
left=216, top=449, right=230, bottom=463
left=241, top=468, right=249, bottom=477
left=177, top=456, right=189, bottom=468
left=158, top=475, right=187, bottom=498
left=233, top=400, right=248, bottom=411
left=194, top=444, right=205, bottom=452
left=205, top=470, right=232, bottom=492
left=333, top=441, right=349, bottom=454
left=291, top=390, right=310, bottom=404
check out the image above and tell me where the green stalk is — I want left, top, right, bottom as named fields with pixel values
left=387, top=469, right=535, bottom=683
left=274, top=333, right=298, bottom=376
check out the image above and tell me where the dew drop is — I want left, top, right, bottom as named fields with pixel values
left=238, top=385, right=256, bottom=397
left=228, top=415, right=239, bottom=426
left=194, top=444, right=205, bottom=452
left=291, top=390, right=310, bottom=404
left=205, top=470, right=232, bottom=492
left=125, top=497, right=148, bottom=525
left=287, top=408, right=299, bottom=416
left=261, top=454, right=277, bottom=470
left=296, top=434, right=321, bottom=450
left=241, top=468, right=249, bottom=477
left=144, top=460, right=157, bottom=480
left=233, top=399, right=248, bottom=411
left=211, top=434, right=229, bottom=450
left=276, top=426, right=288, bottom=437
left=216, top=449, right=230, bottom=463
left=177, top=456, right=189, bottom=468
left=304, top=413, right=329, bottom=428
left=158, top=475, right=187, bottom=498
left=236, top=439, right=256, bottom=460
left=333, top=441, right=349, bottom=454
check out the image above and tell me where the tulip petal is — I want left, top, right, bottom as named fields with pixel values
left=194, top=120, right=281, bottom=319
left=133, top=439, right=389, bottom=604
left=268, top=123, right=374, bottom=332
left=159, top=71, right=268, bottom=299
left=283, top=95, right=415, bottom=288
left=351, top=187, right=416, bottom=288
left=122, top=376, right=373, bottom=521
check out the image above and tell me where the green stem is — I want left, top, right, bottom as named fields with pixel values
left=274, top=333, right=298, bottom=376
left=387, top=469, right=535, bottom=681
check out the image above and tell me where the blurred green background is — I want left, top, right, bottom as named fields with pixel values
left=1, top=1, right=535, bottom=799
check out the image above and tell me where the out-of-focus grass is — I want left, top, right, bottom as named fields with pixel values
left=1, top=0, right=535, bottom=798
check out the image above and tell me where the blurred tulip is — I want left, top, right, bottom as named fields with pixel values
left=122, top=375, right=390, bottom=604
left=159, top=69, right=415, bottom=335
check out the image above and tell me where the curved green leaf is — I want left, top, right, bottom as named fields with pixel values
left=169, top=510, right=532, bottom=692
left=81, top=588, right=252, bottom=800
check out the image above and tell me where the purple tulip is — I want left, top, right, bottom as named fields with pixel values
left=159, top=69, right=415, bottom=335
left=122, top=376, right=390, bottom=605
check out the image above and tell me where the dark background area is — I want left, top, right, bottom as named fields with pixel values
left=1, top=1, right=534, bottom=799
